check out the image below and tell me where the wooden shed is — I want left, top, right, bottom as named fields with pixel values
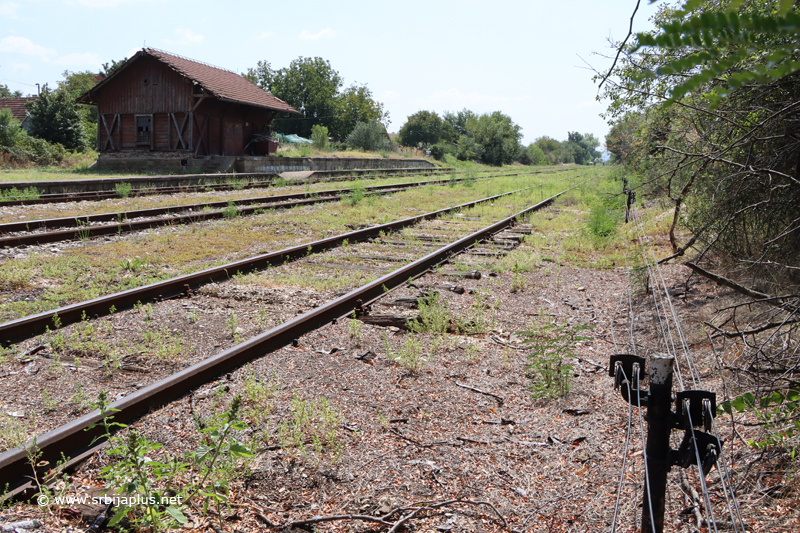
left=77, top=48, right=299, bottom=157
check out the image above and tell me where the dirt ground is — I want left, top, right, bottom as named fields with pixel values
left=2, top=231, right=798, bottom=533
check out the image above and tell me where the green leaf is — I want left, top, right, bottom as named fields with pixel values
left=228, top=442, right=254, bottom=457
left=194, top=444, right=213, bottom=461
left=165, top=506, right=188, bottom=524
left=731, top=393, right=754, bottom=412
left=108, top=506, right=130, bottom=527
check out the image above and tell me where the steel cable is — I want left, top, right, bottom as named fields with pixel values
left=685, top=399, right=721, bottom=533
left=631, top=210, right=744, bottom=531
left=610, top=364, right=635, bottom=532
left=635, top=364, right=658, bottom=531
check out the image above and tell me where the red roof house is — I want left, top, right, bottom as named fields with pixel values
left=0, top=97, right=37, bottom=129
left=77, top=48, right=299, bottom=161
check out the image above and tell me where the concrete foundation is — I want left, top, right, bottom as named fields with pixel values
left=0, top=155, right=439, bottom=195
left=93, top=153, right=434, bottom=175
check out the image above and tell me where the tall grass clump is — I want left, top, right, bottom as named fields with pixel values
left=115, top=182, right=133, bottom=198
left=311, top=125, right=329, bottom=150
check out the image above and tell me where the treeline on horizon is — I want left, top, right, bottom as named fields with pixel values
left=2, top=54, right=600, bottom=167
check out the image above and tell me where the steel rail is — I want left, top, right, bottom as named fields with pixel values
left=0, top=168, right=454, bottom=207
left=0, top=181, right=564, bottom=344
left=0, top=176, right=490, bottom=246
left=0, top=185, right=572, bottom=501
left=0, top=180, right=277, bottom=206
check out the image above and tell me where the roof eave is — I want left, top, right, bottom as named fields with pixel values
left=75, top=50, right=147, bottom=105
left=215, top=96, right=301, bottom=115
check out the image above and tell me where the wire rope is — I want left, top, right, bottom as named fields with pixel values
left=610, top=364, right=634, bottom=532
left=707, top=403, right=747, bottom=532
left=630, top=211, right=747, bottom=531
left=685, top=399, right=720, bottom=533
left=610, top=290, right=626, bottom=353
left=632, top=211, right=703, bottom=389
left=635, top=364, right=658, bottom=531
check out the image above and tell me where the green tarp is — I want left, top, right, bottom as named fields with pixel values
left=274, top=133, right=313, bottom=144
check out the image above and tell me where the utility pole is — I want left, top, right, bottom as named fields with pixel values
left=641, top=354, right=674, bottom=533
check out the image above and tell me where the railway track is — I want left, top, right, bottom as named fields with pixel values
left=0, top=167, right=455, bottom=207
left=0, top=180, right=559, bottom=343
left=0, top=176, right=489, bottom=248
left=0, top=169, right=571, bottom=248
left=0, top=182, right=578, bottom=501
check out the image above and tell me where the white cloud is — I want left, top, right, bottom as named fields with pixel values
left=0, top=36, right=57, bottom=61
left=299, top=28, right=342, bottom=41
left=163, top=27, right=204, bottom=46
left=380, top=90, right=400, bottom=102
left=255, top=32, right=273, bottom=40
left=0, top=2, right=20, bottom=19
left=54, top=52, right=103, bottom=68
left=10, top=62, right=30, bottom=73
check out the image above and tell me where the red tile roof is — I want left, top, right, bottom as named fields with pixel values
left=0, top=97, right=36, bottom=122
left=77, top=48, right=299, bottom=115
left=144, top=48, right=299, bottom=114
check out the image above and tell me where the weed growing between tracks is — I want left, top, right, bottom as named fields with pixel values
left=277, top=393, right=344, bottom=466
left=520, top=318, right=592, bottom=403
left=0, top=169, right=592, bottom=322
left=94, top=392, right=255, bottom=530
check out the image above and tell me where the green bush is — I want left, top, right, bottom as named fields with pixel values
left=1, top=132, right=68, bottom=166
left=586, top=204, right=619, bottom=238
left=520, top=322, right=591, bottom=402
left=0, top=109, right=24, bottom=147
left=346, top=121, right=392, bottom=152
left=27, top=85, right=87, bottom=152
left=517, top=148, right=533, bottom=165
left=311, top=124, right=329, bottom=150
left=454, top=135, right=483, bottom=161
left=429, top=141, right=453, bottom=161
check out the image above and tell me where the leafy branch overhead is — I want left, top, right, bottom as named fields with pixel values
left=633, top=0, right=800, bottom=105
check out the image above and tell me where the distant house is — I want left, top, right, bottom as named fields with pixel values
left=0, top=97, right=37, bottom=131
left=77, top=48, right=299, bottom=168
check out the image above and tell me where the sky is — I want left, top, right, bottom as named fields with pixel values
left=0, top=0, right=663, bottom=147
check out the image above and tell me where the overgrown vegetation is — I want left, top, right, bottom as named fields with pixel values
left=96, top=392, right=254, bottom=530
left=520, top=320, right=591, bottom=402
left=599, top=0, right=800, bottom=455
left=277, top=392, right=343, bottom=465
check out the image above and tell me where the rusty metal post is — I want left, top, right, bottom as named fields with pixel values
left=641, top=354, right=674, bottom=533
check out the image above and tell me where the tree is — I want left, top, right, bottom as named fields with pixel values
left=520, top=143, right=547, bottom=165
left=599, top=0, right=800, bottom=401
left=58, top=70, right=101, bottom=148
left=443, top=109, right=479, bottom=138
left=604, top=112, right=643, bottom=165
left=27, top=85, right=87, bottom=151
left=243, top=60, right=274, bottom=91
left=245, top=57, right=388, bottom=141
left=471, top=111, right=522, bottom=166
left=0, top=84, right=23, bottom=98
left=267, top=57, right=343, bottom=138
left=334, top=84, right=388, bottom=140
left=100, top=57, right=127, bottom=79
left=563, top=131, right=600, bottom=165
left=454, top=135, right=484, bottom=161
left=0, top=108, right=24, bottom=147
left=398, top=110, right=453, bottom=147
left=346, top=121, right=391, bottom=152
